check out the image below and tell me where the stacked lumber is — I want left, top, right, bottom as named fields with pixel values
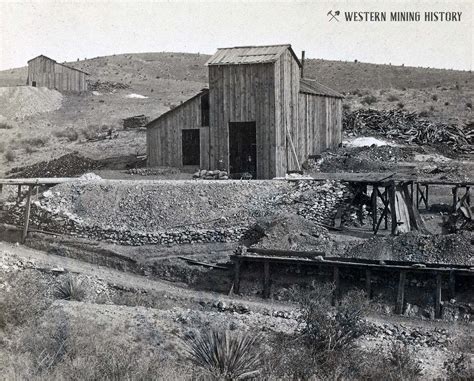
left=344, top=109, right=473, bottom=153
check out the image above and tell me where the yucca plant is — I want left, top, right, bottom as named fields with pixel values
left=183, top=328, right=263, bottom=380
left=55, top=275, right=86, bottom=301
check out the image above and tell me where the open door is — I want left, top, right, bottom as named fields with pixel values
left=182, top=129, right=200, bottom=166
left=228, top=122, right=257, bottom=179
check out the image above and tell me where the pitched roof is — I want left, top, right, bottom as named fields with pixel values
left=146, top=88, right=209, bottom=128
left=27, top=55, right=89, bottom=75
left=300, top=78, right=344, bottom=98
left=206, top=44, right=301, bottom=67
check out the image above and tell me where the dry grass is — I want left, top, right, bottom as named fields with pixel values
left=53, top=128, right=79, bottom=142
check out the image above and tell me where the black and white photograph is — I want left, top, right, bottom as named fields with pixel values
left=0, top=0, right=472, bottom=379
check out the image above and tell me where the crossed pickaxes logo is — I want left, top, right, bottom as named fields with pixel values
left=327, top=10, right=340, bottom=21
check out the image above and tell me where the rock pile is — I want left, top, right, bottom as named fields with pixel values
left=193, top=169, right=229, bottom=180
left=345, top=232, right=473, bottom=265
left=8, top=153, right=101, bottom=178
left=127, top=167, right=180, bottom=176
left=370, top=322, right=451, bottom=348
left=123, top=115, right=149, bottom=129
left=87, top=79, right=129, bottom=92
left=272, top=180, right=352, bottom=226
left=344, top=109, right=473, bottom=154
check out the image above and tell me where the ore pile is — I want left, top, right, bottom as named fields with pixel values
left=345, top=232, right=473, bottom=265
left=7, top=153, right=101, bottom=178
left=193, top=170, right=229, bottom=180
left=87, top=79, right=129, bottom=92
left=344, top=109, right=473, bottom=153
left=316, top=145, right=416, bottom=173
left=5, top=180, right=351, bottom=246
left=249, top=214, right=332, bottom=252
left=123, top=115, right=149, bottom=129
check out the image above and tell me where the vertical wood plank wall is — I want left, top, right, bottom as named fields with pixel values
left=146, top=48, right=342, bottom=179
left=274, top=50, right=301, bottom=177
left=146, top=92, right=210, bottom=169
left=209, top=63, right=276, bottom=179
left=27, top=56, right=87, bottom=92
left=298, top=93, right=342, bottom=158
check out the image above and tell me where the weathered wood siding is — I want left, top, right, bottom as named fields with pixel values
left=27, top=56, right=87, bottom=92
left=147, top=92, right=210, bottom=169
left=208, top=63, right=276, bottom=179
left=298, top=93, right=342, bottom=157
left=274, top=49, right=301, bottom=176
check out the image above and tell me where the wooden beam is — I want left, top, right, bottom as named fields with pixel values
left=448, top=271, right=455, bottom=300
left=395, top=271, right=406, bottom=314
left=263, top=260, right=271, bottom=299
left=332, top=266, right=340, bottom=306
left=365, top=269, right=372, bottom=299
left=435, top=273, right=442, bottom=319
left=21, top=185, right=33, bottom=243
left=452, top=186, right=458, bottom=213
left=17, top=185, right=21, bottom=201
left=233, top=257, right=241, bottom=295
left=372, top=185, right=377, bottom=232
left=389, top=181, right=397, bottom=235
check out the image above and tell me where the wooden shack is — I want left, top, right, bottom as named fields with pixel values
left=27, top=55, right=89, bottom=92
left=147, top=44, right=343, bottom=179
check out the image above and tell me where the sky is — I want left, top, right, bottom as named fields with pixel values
left=0, top=0, right=472, bottom=71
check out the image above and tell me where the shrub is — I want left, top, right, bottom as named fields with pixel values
left=55, top=275, right=86, bottom=301
left=0, top=270, right=51, bottom=329
left=53, top=128, right=79, bottom=142
left=387, top=94, right=399, bottom=102
left=444, top=101, right=450, bottom=106
left=443, top=352, right=472, bottom=380
left=430, top=105, right=435, bottom=111
left=342, top=103, right=351, bottom=111
left=0, top=122, right=14, bottom=129
left=361, top=95, right=377, bottom=105
left=397, top=102, right=405, bottom=109
left=183, top=327, right=263, bottom=380
left=22, top=137, right=47, bottom=147
left=466, top=102, right=472, bottom=109
left=419, top=110, right=430, bottom=117
left=25, top=145, right=36, bottom=154
left=0, top=141, right=5, bottom=153
left=431, top=94, right=439, bottom=101
left=5, top=149, right=16, bottom=162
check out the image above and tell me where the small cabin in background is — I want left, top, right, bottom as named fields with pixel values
left=146, top=44, right=343, bottom=179
left=27, top=55, right=89, bottom=92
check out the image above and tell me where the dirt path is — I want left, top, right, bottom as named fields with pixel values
left=0, top=241, right=292, bottom=313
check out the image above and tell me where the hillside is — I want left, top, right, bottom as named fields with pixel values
left=0, top=52, right=472, bottom=176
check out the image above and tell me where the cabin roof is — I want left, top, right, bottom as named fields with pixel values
left=27, top=55, right=90, bottom=75
left=206, top=44, right=301, bottom=67
left=300, top=78, right=344, bottom=98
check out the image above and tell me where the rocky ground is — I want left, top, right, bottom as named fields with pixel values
left=0, top=242, right=472, bottom=379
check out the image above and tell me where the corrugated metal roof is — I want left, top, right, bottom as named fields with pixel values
left=206, top=44, right=300, bottom=66
left=300, top=78, right=344, bottom=98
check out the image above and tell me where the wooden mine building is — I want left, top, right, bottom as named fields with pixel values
left=146, top=44, right=343, bottom=179
left=27, top=55, right=89, bottom=92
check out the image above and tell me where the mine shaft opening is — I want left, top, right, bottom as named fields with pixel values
left=229, top=121, right=257, bottom=179
left=182, top=129, right=200, bottom=166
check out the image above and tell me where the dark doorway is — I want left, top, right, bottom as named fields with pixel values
left=182, top=129, right=200, bottom=166
left=229, top=122, right=257, bottom=178
left=32, top=81, right=36, bottom=87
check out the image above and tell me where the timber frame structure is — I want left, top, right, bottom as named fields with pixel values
left=231, top=248, right=473, bottom=319
left=146, top=44, right=343, bottom=179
